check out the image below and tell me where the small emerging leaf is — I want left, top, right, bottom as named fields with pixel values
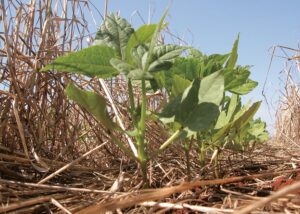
left=126, top=24, right=157, bottom=62
left=95, top=13, right=134, bottom=58
left=226, top=34, right=239, bottom=69
left=148, top=45, right=186, bottom=73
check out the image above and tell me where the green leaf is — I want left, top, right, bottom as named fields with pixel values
left=152, top=57, right=202, bottom=94
left=110, top=58, right=135, bottom=75
left=226, top=34, right=239, bottom=69
left=212, top=101, right=261, bottom=142
left=169, top=57, right=202, bottom=80
left=230, top=79, right=258, bottom=95
left=148, top=45, right=186, bottom=73
left=248, top=121, right=265, bottom=137
left=159, top=96, right=180, bottom=124
left=212, top=123, right=232, bottom=142
left=144, top=9, right=168, bottom=71
left=41, top=46, right=118, bottom=78
left=160, top=71, right=224, bottom=132
left=247, top=119, right=269, bottom=142
left=183, top=103, right=219, bottom=131
left=171, top=74, right=191, bottom=97
left=188, top=48, right=203, bottom=59
left=127, top=69, right=153, bottom=80
left=65, top=83, right=117, bottom=130
left=208, top=54, right=230, bottom=66
left=224, top=65, right=258, bottom=95
left=226, top=94, right=239, bottom=122
left=214, top=111, right=227, bottom=129
left=233, top=101, right=261, bottom=129
left=131, top=45, right=148, bottom=69
left=198, top=70, right=224, bottom=105
left=95, top=13, right=134, bottom=58
left=224, top=67, right=250, bottom=90
left=126, top=24, right=157, bottom=62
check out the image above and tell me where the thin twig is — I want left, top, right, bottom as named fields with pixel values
left=0, top=178, right=111, bottom=193
left=76, top=169, right=300, bottom=213
left=51, top=198, right=72, bottom=214
left=235, top=180, right=300, bottom=214
left=140, top=201, right=234, bottom=213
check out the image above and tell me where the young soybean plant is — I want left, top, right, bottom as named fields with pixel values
left=40, top=12, right=222, bottom=184
left=153, top=35, right=268, bottom=175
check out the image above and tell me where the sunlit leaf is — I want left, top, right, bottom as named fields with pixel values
left=95, top=13, right=134, bottom=58
left=198, top=70, right=224, bottom=105
left=126, top=24, right=157, bottom=62
left=41, top=46, right=118, bottom=78
left=226, top=34, right=239, bottom=69
left=148, top=45, right=186, bottom=73
left=230, top=79, right=258, bottom=95
left=110, top=58, right=135, bottom=75
left=160, top=71, right=224, bottom=132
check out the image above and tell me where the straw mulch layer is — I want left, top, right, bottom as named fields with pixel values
left=1, top=0, right=300, bottom=213
left=1, top=143, right=300, bottom=213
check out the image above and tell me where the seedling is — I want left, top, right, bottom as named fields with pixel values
left=41, top=13, right=268, bottom=184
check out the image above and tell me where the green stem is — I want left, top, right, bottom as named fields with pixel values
left=137, top=79, right=147, bottom=161
left=135, top=78, right=148, bottom=184
left=151, top=129, right=181, bottom=158
left=128, top=79, right=136, bottom=124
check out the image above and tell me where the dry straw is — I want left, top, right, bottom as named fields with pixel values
left=275, top=49, right=300, bottom=149
left=1, top=1, right=300, bottom=213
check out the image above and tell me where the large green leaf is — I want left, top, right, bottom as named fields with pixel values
left=200, top=54, right=230, bottom=77
left=118, top=44, right=185, bottom=80
left=126, top=24, right=157, bottom=62
left=65, top=83, right=117, bottom=130
left=168, top=57, right=202, bottom=80
left=183, top=103, right=219, bottom=131
left=160, top=71, right=224, bottom=132
left=95, top=13, right=134, bottom=58
left=198, top=70, right=224, bottom=105
left=151, top=57, right=201, bottom=94
left=41, top=46, right=118, bottom=78
left=176, top=77, right=220, bottom=131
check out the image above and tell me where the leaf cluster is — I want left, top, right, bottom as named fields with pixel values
left=40, top=12, right=269, bottom=183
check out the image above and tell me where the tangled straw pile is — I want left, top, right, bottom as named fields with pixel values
left=1, top=1, right=300, bottom=213
left=275, top=53, right=300, bottom=149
